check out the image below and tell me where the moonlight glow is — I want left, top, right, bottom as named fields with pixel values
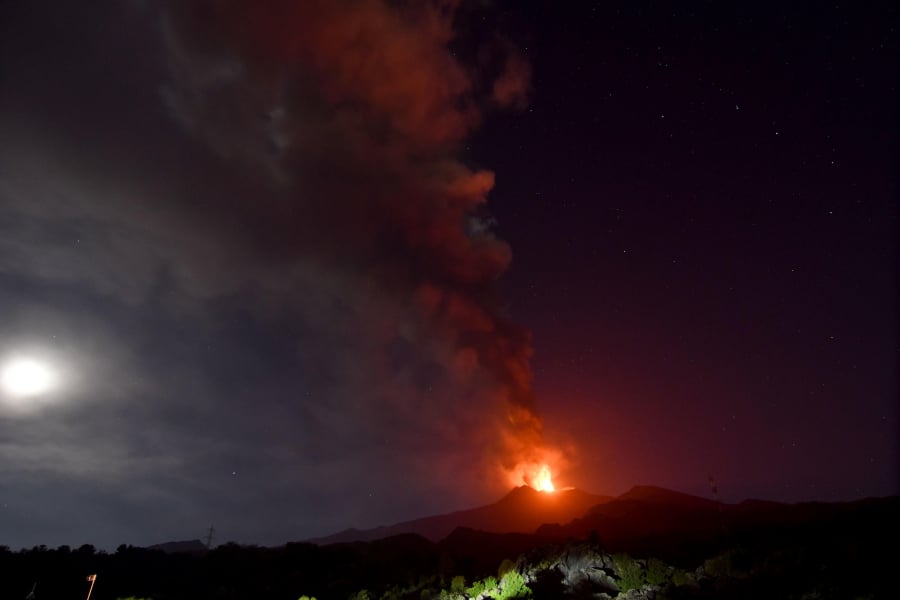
left=1, top=358, right=57, bottom=397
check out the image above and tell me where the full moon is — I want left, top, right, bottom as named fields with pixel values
left=1, top=358, right=57, bottom=397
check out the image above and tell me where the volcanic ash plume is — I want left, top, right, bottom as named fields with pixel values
left=163, top=0, right=562, bottom=496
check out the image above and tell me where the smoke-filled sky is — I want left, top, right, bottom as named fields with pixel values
left=1, top=1, right=896, bottom=550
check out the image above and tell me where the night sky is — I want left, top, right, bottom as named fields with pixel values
left=1, top=1, right=896, bottom=551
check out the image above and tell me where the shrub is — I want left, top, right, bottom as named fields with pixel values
left=646, top=558, right=670, bottom=586
left=498, top=558, right=516, bottom=577
left=450, top=575, right=466, bottom=594
left=672, top=569, right=691, bottom=587
left=704, top=551, right=742, bottom=578
left=498, top=571, right=531, bottom=599
left=613, top=553, right=645, bottom=592
left=466, top=579, right=486, bottom=598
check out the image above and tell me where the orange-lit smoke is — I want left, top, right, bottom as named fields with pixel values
left=504, top=443, right=568, bottom=493
left=164, top=0, right=567, bottom=496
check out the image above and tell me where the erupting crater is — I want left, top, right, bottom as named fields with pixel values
left=532, top=464, right=555, bottom=493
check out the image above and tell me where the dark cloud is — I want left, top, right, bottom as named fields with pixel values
left=0, top=0, right=558, bottom=549
left=491, top=44, right=532, bottom=110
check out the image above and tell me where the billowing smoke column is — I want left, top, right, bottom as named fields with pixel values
left=163, top=0, right=563, bottom=492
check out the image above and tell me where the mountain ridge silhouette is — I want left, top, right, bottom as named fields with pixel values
left=307, top=485, right=612, bottom=544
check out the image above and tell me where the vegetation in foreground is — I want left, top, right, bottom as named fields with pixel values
left=2, top=529, right=891, bottom=600
left=3, top=494, right=893, bottom=599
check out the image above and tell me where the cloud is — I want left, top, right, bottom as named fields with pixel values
left=0, top=0, right=551, bottom=549
left=158, top=0, right=550, bottom=482
left=492, top=44, right=532, bottom=110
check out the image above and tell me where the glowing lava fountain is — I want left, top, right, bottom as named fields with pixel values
left=533, top=464, right=555, bottom=493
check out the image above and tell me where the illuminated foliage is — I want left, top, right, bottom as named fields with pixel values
left=465, top=579, right=486, bottom=597
left=483, top=575, right=499, bottom=596
left=497, top=571, right=531, bottom=599
left=646, top=558, right=670, bottom=586
left=612, top=553, right=645, bottom=592
left=456, top=570, right=532, bottom=600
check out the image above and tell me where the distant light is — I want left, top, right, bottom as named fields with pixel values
left=1, top=358, right=56, bottom=397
